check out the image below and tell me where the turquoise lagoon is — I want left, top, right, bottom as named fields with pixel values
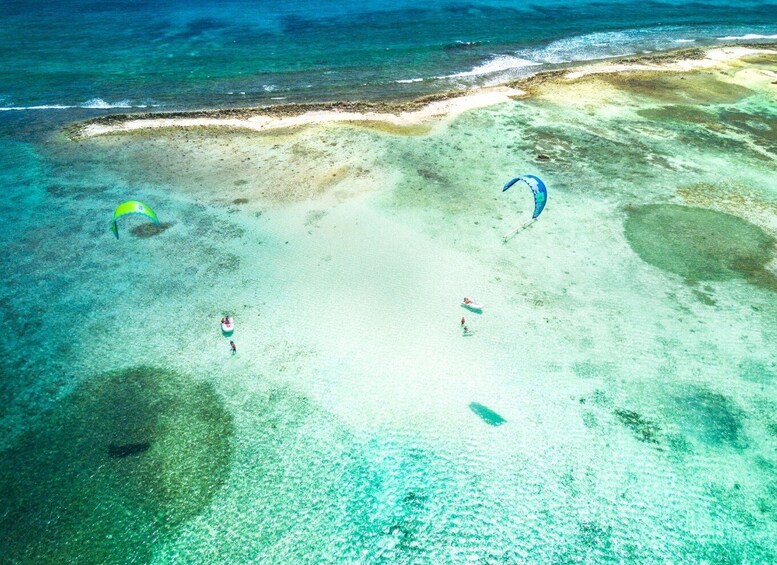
left=1, top=1, right=777, bottom=562
left=2, top=52, right=776, bottom=562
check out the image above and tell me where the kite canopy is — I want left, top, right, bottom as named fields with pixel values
left=502, top=174, right=547, bottom=219
left=111, top=200, right=159, bottom=238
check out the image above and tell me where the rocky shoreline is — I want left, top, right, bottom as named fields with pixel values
left=67, top=42, right=777, bottom=140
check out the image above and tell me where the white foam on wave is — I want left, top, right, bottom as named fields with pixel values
left=718, top=33, right=777, bottom=41
left=522, top=30, right=643, bottom=64
left=81, top=98, right=133, bottom=109
left=438, top=55, right=541, bottom=79
left=262, top=84, right=278, bottom=92
left=395, top=78, right=424, bottom=84
left=517, top=27, right=703, bottom=65
left=1, top=99, right=153, bottom=111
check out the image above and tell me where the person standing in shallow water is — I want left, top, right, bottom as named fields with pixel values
left=229, top=341, right=236, bottom=354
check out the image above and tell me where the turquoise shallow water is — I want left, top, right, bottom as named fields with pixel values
left=2, top=55, right=777, bottom=560
left=1, top=2, right=777, bottom=562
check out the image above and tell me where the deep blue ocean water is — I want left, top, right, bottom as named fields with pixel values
left=2, top=0, right=777, bottom=111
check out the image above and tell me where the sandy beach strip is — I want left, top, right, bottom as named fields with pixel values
left=75, top=86, right=526, bottom=138
left=73, top=45, right=776, bottom=139
left=562, top=46, right=775, bottom=79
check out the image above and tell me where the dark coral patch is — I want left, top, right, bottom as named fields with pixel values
left=717, top=109, right=777, bottom=154
left=624, top=204, right=776, bottom=289
left=637, top=105, right=715, bottom=125
left=673, top=388, right=746, bottom=448
left=738, top=359, right=776, bottom=383
left=578, top=521, right=613, bottom=553
left=0, top=366, right=234, bottom=563
left=614, top=408, right=661, bottom=444
left=604, top=72, right=752, bottom=105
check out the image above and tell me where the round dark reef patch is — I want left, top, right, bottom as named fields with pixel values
left=0, top=366, right=234, bottom=563
left=624, top=204, right=775, bottom=288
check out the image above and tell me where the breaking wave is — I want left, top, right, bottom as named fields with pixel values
left=718, top=33, right=777, bottom=40
left=438, top=55, right=541, bottom=79
left=0, top=98, right=151, bottom=111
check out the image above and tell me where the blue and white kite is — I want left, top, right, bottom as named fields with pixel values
left=502, top=174, right=548, bottom=240
left=502, top=174, right=547, bottom=219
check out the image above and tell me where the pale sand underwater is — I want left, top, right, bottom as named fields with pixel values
left=2, top=46, right=777, bottom=561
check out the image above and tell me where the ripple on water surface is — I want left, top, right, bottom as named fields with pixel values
left=0, top=366, right=234, bottom=562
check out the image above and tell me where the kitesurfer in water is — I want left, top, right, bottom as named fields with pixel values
left=461, top=316, right=465, bottom=326
left=230, top=341, right=237, bottom=353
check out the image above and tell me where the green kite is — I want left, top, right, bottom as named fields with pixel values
left=111, top=200, right=159, bottom=239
